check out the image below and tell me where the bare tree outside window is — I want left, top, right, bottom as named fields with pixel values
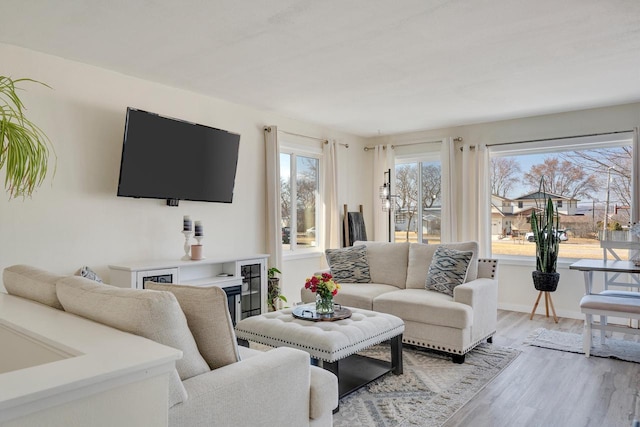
left=279, top=152, right=320, bottom=250
left=395, top=161, right=441, bottom=243
left=522, top=157, right=599, bottom=199
left=491, top=157, right=522, bottom=198
left=559, top=147, right=632, bottom=222
left=395, top=164, right=419, bottom=240
left=422, top=163, right=441, bottom=208
left=296, top=156, right=318, bottom=247
left=491, top=144, right=632, bottom=260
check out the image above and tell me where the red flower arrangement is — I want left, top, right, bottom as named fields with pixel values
left=304, top=272, right=340, bottom=298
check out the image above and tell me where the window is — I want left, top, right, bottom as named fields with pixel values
left=394, top=152, right=441, bottom=244
left=490, top=133, right=634, bottom=260
left=280, top=145, right=321, bottom=252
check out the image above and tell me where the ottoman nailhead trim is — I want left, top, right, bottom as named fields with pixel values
left=236, top=326, right=405, bottom=362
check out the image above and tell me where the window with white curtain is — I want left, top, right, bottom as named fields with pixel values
left=280, top=142, right=322, bottom=252
left=394, top=148, right=442, bottom=244
left=490, top=132, right=635, bottom=260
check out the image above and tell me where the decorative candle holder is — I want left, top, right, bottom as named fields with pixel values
left=193, top=235, right=205, bottom=260
left=181, top=230, right=194, bottom=260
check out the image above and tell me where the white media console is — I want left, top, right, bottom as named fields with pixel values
left=108, top=255, right=269, bottom=324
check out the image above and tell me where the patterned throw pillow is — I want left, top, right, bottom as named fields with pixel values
left=325, top=245, right=371, bottom=283
left=78, top=266, right=103, bottom=283
left=425, top=246, right=473, bottom=296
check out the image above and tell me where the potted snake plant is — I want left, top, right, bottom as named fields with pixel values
left=1, top=76, right=54, bottom=198
left=530, top=177, right=560, bottom=292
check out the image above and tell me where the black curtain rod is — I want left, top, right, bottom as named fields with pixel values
left=487, top=130, right=634, bottom=148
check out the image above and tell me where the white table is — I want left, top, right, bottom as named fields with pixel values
left=569, top=259, right=640, bottom=294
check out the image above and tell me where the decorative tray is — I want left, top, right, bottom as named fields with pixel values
left=292, top=304, right=352, bottom=322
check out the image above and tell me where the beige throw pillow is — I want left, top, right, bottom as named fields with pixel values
left=354, top=241, right=410, bottom=288
left=144, top=282, right=240, bottom=370
left=3, top=265, right=65, bottom=309
left=56, top=276, right=210, bottom=381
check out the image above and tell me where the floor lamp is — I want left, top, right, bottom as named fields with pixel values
left=379, top=169, right=395, bottom=242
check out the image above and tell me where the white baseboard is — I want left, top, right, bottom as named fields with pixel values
left=497, top=303, right=638, bottom=326
left=498, top=302, right=583, bottom=320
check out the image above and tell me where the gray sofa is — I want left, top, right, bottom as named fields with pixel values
left=301, top=241, right=498, bottom=363
left=3, top=265, right=338, bottom=427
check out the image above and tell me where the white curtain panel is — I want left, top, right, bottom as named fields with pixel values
left=323, top=140, right=341, bottom=249
left=373, top=144, right=394, bottom=241
left=440, top=137, right=458, bottom=243
left=461, top=144, right=491, bottom=257
left=632, top=127, right=640, bottom=224
left=264, top=126, right=282, bottom=270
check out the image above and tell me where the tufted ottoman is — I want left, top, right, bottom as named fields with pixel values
left=235, top=305, right=404, bottom=399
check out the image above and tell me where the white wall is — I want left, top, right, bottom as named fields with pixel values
left=4, top=41, right=639, bottom=318
left=370, top=103, right=640, bottom=319
left=0, top=43, right=369, bottom=300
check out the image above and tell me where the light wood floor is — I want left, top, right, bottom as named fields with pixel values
left=443, top=310, right=640, bottom=427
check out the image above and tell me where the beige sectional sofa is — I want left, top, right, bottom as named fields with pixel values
left=3, top=265, right=338, bottom=427
left=301, top=241, right=498, bottom=363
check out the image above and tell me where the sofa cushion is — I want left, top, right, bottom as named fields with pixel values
left=406, top=241, right=479, bottom=289
left=425, top=246, right=473, bottom=296
left=56, top=276, right=210, bottom=381
left=144, top=282, right=240, bottom=370
left=325, top=245, right=371, bottom=283
left=3, top=265, right=64, bottom=309
left=303, top=282, right=398, bottom=311
left=373, top=289, right=473, bottom=329
left=354, top=241, right=409, bottom=288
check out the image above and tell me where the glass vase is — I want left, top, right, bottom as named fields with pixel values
left=315, top=292, right=334, bottom=315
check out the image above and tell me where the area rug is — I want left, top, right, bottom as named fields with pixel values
left=524, top=327, right=640, bottom=363
left=333, top=343, right=520, bottom=427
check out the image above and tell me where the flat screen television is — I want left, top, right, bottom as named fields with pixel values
left=117, top=108, right=240, bottom=205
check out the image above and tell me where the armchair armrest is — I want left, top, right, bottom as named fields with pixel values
left=309, top=366, right=338, bottom=419
left=170, top=347, right=330, bottom=427
left=454, top=277, right=498, bottom=342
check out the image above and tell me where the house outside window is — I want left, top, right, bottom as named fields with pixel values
left=394, top=151, right=441, bottom=244
left=490, top=133, right=634, bottom=260
left=280, top=145, right=321, bottom=252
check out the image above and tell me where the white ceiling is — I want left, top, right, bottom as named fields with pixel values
left=1, top=0, right=639, bottom=137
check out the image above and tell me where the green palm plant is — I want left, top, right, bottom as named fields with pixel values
left=0, top=76, right=54, bottom=198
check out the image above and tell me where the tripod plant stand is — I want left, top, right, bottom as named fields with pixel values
left=530, top=291, right=558, bottom=323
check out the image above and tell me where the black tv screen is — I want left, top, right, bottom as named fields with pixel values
left=117, top=108, right=240, bottom=204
